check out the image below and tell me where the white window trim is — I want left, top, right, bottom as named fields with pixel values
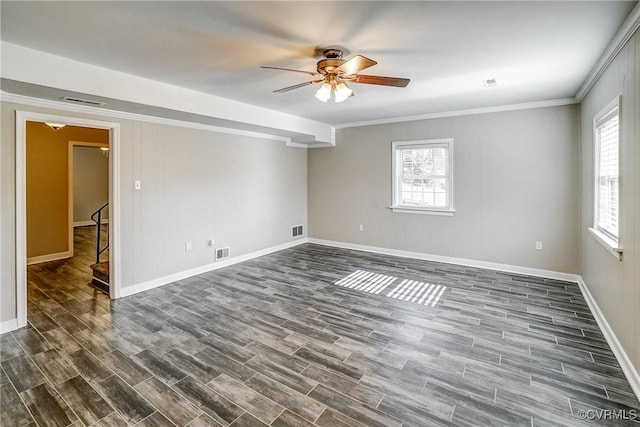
left=390, top=138, right=455, bottom=215
left=588, top=227, right=623, bottom=261
left=591, top=96, right=622, bottom=260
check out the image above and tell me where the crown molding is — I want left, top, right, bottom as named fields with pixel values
left=334, top=97, right=578, bottom=129
left=0, top=91, right=293, bottom=143
left=575, top=2, right=640, bottom=101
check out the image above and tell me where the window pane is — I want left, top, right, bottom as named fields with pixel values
left=394, top=141, right=452, bottom=210
left=595, top=109, right=619, bottom=240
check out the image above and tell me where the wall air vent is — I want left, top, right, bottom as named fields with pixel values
left=60, top=96, right=106, bottom=106
left=216, top=247, right=230, bottom=260
left=292, top=225, right=304, bottom=238
left=482, top=78, right=498, bottom=88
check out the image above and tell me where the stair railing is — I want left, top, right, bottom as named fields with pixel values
left=90, top=202, right=109, bottom=264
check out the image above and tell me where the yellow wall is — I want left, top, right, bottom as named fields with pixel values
left=26, top=122, right=108, bottom=258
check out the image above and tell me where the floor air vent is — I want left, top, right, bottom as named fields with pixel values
left=292, top=225, right=303, bottom=238
left=216, top=247, right=230, bottom=260
left=61, top=96, right=106, bottom=106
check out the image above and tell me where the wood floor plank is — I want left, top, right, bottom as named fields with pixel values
left=100, top=349, right=152, bottom=386
left=173, top=376, right=244, bottom=426
left=162, top=349, right=221, bottom=383
left=135, top=412, right=175, bottom=427
left=40, top=328, right=83, bottom=355
left=135, top=349, right=188, bottom=385
left=244, top=356, right=317, bottom=395
left=0, top=333, right=26, bottom=362
left=1, top=354, right=47, bottom=392
left=95, top=375, right=155, bottom=425
left=244, top=372, right=326, bottom=421
left=135, top=377, right=201, bottom=426
left=300, top=364, right=383, bottom=408
left=207, top=374, right=284, bottom=425
left=186, top=414, right=224, bottom=427
left=31, top=349, right=78, bottom=385
left=20, top=383, right=78, bottom=427
left=1, top=382, right=34, bottom=427
left=314, top=408, right=368, bottom=427
left=227, top=413, right=268, bottom=427
left=308, top=384, right=403, bottom=427
left=91, top=411, right=130, bottom=427
left=270, top=410, right=315, bottom=427
left=193, top=348, right=255, bottom=382
left=12, top=328, right=52, bottom=356
left=56, top=376, right=114, bottom=426
left=66, top=349, right=113, bottom=384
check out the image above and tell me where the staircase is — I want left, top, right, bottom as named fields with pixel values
left=89, top=202, right=109, bottom=294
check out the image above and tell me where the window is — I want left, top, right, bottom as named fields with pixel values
left=590, top=97, right=622, bottom=258
left=391, top=139, right=454, bottom=214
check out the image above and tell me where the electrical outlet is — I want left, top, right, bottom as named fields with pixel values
left=535, top=241, right=543, bottom=251
left=359, top=224, right=364, bottom=232
left=134, top=180, right=142, bottom=190
left=208, top=239, right=215, bottom=247
left=185, top=241, right=192, bottom=252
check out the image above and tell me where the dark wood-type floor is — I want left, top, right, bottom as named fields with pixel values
left=2, top=229, right=640, bottom=426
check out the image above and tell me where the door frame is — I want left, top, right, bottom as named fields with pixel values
left=16, top=111, right=121, bottom=328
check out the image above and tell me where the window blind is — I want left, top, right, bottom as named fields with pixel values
left=595, top=109, right=619, bottom=240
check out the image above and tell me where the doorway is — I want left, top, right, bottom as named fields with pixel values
left=15, top=111, right=121, bottom=329
left=70, top=142, right=111, bottom=294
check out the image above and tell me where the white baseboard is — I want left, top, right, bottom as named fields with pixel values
left=74, top=219, right=109, bottom=227
left=0, top=318, right=19, bottom=334
left=576, top=277, right=640, bottom=402
left=119, top=239, right=307, bottom=298
left=307, top=238, right=581, bottom=283
left=27, top=251, right=73, bottom=266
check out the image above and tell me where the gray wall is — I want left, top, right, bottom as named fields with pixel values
left=73, top=146, right=109, bottom=224
left=0, top=101, right=308, bottom=322
left=1, top=102, right=16, bottom=324
left=579, top=30, right=639, bottom=375
left=309, top=105, right=580, bottom=273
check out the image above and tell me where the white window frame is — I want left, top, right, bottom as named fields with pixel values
left=588, top=96, right=622, bottom=260
left=390, top=138, right=455, bottom=215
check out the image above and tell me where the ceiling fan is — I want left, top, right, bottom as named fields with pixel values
left=261, top=48, right=410, bottom=103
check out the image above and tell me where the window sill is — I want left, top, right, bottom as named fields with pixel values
left=389, top=206, right=456, bottom=216
left=588, top=227, right=623, bottom=261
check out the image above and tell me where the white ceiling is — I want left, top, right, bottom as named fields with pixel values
left=0, top=1, right=637, bottom=126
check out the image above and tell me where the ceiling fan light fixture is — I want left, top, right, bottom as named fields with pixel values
left=315, top=82, right=332, bottom=102
left=334, top=81, right=353, bottom=103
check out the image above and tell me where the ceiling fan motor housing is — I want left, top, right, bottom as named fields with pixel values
left=317, top=49, right=346, bottom=75
left=317, top=58, right=346, bottom=75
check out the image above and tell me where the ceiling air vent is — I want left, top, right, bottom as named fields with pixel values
left=216, top=247, right=230, bottom=260
left=60, top=96, right=106, bottom=106
left=482, top=78, right=498, bottom=88
left=292, top=225, right=304, bottom=238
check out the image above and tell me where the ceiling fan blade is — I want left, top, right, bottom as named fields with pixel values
left=352, top=74, right=410, bottom=87
left=273, top=80, right=323, bottom=93
left=335, top=55, right=377, bottom=76
left=260, top=66, right=319, bottom=76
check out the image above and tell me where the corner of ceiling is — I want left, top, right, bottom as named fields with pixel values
left=575, top=1, right=640, bottom=102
